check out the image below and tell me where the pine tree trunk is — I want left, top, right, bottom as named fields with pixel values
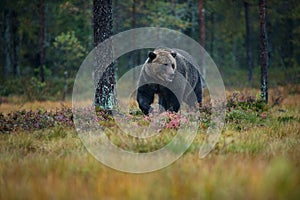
left=93, top=0, right=116, bottom=110
left=259, top=0, right=268, bottom=103
left=39, top=0, right=45, bottom=82
left=199, top=0, right=205, bottom=50
left=132, top=0, right=137, bottom=81
left=11, top=10, right=20, bottom=77
left=4, top=9, right=11, bottom=78
left=244, top=1, right=253, bottom=82
left=198, top=0, right=206, bottom=84
left=210, top=12, right=214, bottom=59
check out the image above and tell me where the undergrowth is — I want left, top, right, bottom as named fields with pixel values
left=0, top=91, right=268, bottom=133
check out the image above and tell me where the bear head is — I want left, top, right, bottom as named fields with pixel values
left=144, top=49, right=177, bottom=82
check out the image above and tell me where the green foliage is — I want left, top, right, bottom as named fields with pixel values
left=277, top=116, right=300, bottom=123
left=145, top=1, right=191, bottom=30
left=1, top=0, right=300, bottom=100
left=24, top=77, right=47, bottom=101
left=53, top=31, right=87, bottom=77
left=225, top=91, right=268, bottom=130
left=197, top=91, right=268, bottom=131
left=0, top=77, right=48, bottom=101
left=227, top=91, right=267, bottom=113
left=45, top=125, right=68, bottom=140
left=53, top=0, right=92, bottom=49
left=0, top=79, right=24, bottom=96
left=114, top=0, right=192, bottom=32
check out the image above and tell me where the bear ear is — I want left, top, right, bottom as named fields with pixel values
left=171, top=51, right=177, bottom=58
left=148, top=51, right=157, bottom=61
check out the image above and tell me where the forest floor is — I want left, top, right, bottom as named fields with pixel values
left=0, top=85, right=300, bottom=200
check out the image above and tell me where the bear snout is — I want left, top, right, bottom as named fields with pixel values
left=166, top=73, right=175, bottom=82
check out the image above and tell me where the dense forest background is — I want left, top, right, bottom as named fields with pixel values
left=0, top=0, right=299, bottom=101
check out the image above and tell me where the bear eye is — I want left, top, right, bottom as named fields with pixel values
left=171, top=64, right=175, bottom=69
left=163, top=63, right=168, bottom=66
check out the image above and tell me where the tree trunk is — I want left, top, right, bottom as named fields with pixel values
left=210, top=12, right=214, bottom=59
left=198, top=0, right=206, bottom=84
left=93, top=0, right=116, bottom=110
left=199, top=0, right=205, bottom=49
left=11, top=10, right=20, bottom=77
left=132, top=0, right=137, bottom=80
left=39, top=0, right=45, bottom=82
left=244, top=1, right=253, bottom=82
left=4, top=9, right=11, bottom=78
left=259, top=0, right=268, bottom=103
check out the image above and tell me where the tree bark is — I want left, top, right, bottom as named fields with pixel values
left=199, top=0, right=205, bottom=49
left=259, top=0, right=268, bottom=103
left=132, top=0, right=137, bottom=80
left=39, top=0, right=45, bottom=82
left=11, top=10, right=20, bottom=77
left=198, top=0, right=206, bottom=85
left=210, top=12, right=214, bottom=59
left=244, top=1, right=253, bottom=82
left=4, top=9, right=12, bottom=78
left=93, top=0, right=116, bottom=110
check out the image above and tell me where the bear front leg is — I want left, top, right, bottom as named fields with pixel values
left=158, top=96, right=168, bottom=113
left=194, top=77, right=203, bottom=107
left=159, top=91, right=180, bottom=113
left=137, top=85, right=155, bottom=115
left=168, top=98, right=180, bottom=112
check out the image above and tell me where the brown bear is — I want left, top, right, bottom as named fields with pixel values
left=136, top=48, right=203, bottom=115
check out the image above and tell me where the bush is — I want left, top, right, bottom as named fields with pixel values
left=0, top=108, right=73, bottom=133
left=0, top=75, right=70, bottom=101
